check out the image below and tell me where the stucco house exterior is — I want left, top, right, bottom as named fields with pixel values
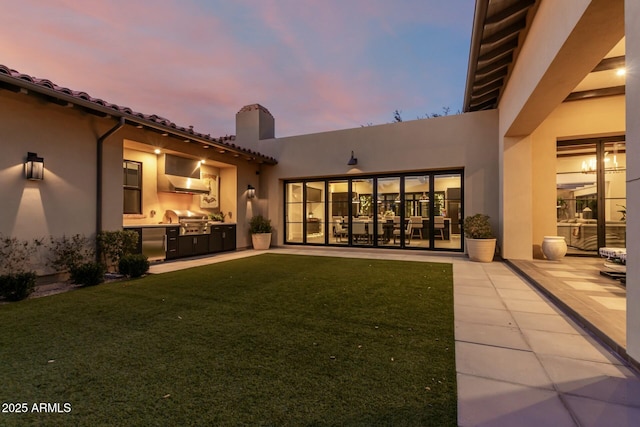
left=1, top=0, right=638, bottom=362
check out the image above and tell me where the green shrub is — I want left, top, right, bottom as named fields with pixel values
left=249, top=215, right=272, bottom=234
left=0, top=272, right=37, bottom=301
left=70, top=262, right=106, bottom=287
left=46, top=234, right=94, bottom=273
left=118, top=254, right=150, bottom=278
left=97, top=230, right=139, bottom=271
left=462, top=214, right=494, bottom=239
left=0, top=234, right=43, bottom=275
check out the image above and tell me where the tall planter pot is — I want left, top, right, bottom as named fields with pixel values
left=466, top=238, right=497, bottom=263
left=251, top=233, right=272, bottom=250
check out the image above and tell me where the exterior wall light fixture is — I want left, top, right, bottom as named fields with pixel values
left=25, top=152, right=44, bottom=180
left=347, top=151, right=358, bottom=166
left=247, top=184, right=256, bottom=199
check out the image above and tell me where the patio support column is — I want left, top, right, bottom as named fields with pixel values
left=500, top=135, right=533, bottom=260
left=625, top=0, right=640, bottom=365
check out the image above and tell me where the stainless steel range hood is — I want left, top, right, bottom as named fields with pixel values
left=162, top=175, right=211, bottom=194
left=157, top=153, right=210, bottom=195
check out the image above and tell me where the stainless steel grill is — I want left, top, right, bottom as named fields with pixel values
left=163, top=210, right=210, bottom=235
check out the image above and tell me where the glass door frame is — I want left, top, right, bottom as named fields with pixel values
left=557, top=135, right=626, bottom=252
left=283, top=169, right=464, bottom=252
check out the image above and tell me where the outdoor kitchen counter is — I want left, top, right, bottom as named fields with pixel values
left=123, top=224, right=179, bottom=228
left=124, top=223, right=237, bottom=260
left=123, top=223, right=237, bottom=228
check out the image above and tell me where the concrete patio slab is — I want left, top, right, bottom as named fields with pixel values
left=563, top=395, right=640, bottom=427
left=495, top=287, right=546, bottom=301
left=455, top=293, right=506, bottom=310
left=539, top=354, right=640, bottom=407
left=455, top=285, right=500, bottom=298
left=522, top=329, right=623, bottom=365
left=502, top=298, right=564, bottom=315
left=456, top=341, right=553, bottom=389
left=455, top=321, right=530, bottom=351
left=454, top=305, right=516, bottom=328
left=457, top=374, right=576, bottom=427
left=511, top=311, right=588, bottom=335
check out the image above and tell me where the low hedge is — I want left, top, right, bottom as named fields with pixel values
left=118, top=254, right=150, bottom=278
left=0, top=272, right=37, bottom=301
left=70, top=262, right=106, bottom=287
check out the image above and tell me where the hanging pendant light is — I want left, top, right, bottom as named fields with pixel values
left=419, top=192, right=429, bottom=203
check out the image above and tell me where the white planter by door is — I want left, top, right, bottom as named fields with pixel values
left=466, top=238, right=497, bottom=263
left=541, top=236, right=567, bottom=260
left=252, top=233, right=272, bottom=250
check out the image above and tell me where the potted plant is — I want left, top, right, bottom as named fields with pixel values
left=463, top=214, right=496, bottom=262
left=249, top=215, right=272, bottom=250
left=209, top=212, right=225, bottom=223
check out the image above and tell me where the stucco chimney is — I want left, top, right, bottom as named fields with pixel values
left=236, top=104, right=275, bottom=147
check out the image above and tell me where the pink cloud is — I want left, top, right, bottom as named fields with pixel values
left=0, top=0, right=474, bottom=137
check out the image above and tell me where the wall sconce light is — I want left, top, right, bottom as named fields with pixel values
left=347, top=151, right=358, bottom=166
left=247, top=184, right=256, bottom=199
left=25, top=152, right=44, bottom=180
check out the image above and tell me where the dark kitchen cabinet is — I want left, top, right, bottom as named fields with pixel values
left=166, top=226, right=179, bottom=259
left=209, top=225, right=236, bottom=253
left=178, top=235, right=209, bottom=258
left=209, top=228, right=223, bottom=253
left=222, top=225, right=236, bottom=251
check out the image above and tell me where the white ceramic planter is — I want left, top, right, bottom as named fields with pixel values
left=251, top=233, right=272, bottom=250
left=541, top=236, right=567, bottom=260
left=466, top=238, right=497, bottom=263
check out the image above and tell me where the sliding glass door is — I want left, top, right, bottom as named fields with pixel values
left=284, top=169, right=464, bottom=251
left=378, top=177, right=402, bottom=248
left=328, top=180, right=349, bottom=245
left=556, top=137, right=626, bottom=255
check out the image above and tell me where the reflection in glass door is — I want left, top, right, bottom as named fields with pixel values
left=285, top=183, right=303, bottom=243
left=378, top=177, right=402, bottom=248
left=556, top=138, right=626, bottom=255
left=328, top=180, right=349, bottom=245
left=403, top=176, right=429, bottom=248
left=603, top=141, right=626, bottom=248
left=305, top=182, right=325, bottom=244
left=434, top=174, right=462, bottom=250
left=350, top=178, right=374, bottom=246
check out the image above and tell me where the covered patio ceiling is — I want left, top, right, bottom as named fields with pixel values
left=463, top=0, right=626, bottom=112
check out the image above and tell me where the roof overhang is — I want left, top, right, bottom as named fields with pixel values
left=463, top=0, right=539, bottom=112
left=0, top=66, right=277, bottom=165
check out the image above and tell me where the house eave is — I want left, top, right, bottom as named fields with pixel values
left=0, top=70, right=277, bottom=165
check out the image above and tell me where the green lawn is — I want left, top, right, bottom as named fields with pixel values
left=0, top=254, right=456, bottom=426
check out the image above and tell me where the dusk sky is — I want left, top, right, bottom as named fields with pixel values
left=2, top=0, right=475, bottom=138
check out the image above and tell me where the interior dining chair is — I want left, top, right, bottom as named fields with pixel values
left=333, top=219, right=347, bottom=242
left=352, top=221, right=367, bottom=243
left=410, top=216, right=423, bottom=239
left=393, top=219, right=412, bottom=244
left=434, top=216, right=445, bottom=240
left=377, top=220, right=385, bottom=243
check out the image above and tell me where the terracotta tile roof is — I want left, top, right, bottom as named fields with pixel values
left=0, top=64, right=277, bottom=164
